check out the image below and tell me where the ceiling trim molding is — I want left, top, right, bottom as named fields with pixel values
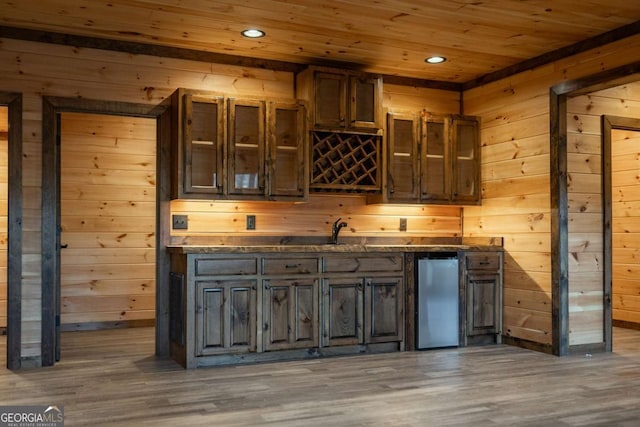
left=0, top=25, right=305, bottom=73
left=0, top=21, right=638, bottom=93
left=463, top=20, right=640, bottom=91
left=0, top=25, right=461, bottom=92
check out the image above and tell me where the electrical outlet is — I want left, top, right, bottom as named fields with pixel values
left=172, top=214, right=188, bottom=230
left=246, top=215, right=256, bottom=230
left=399, top=218, right=407, bottom=231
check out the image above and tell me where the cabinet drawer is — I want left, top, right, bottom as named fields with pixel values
left=262, top=257, right=319, bottom=275
left=323, top=255, right=403, bottom=273
left=465, top=253, right=501, bottom=270
left=194, top=257, right=258, bottom=276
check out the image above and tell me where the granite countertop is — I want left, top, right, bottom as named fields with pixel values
left=167, top=243, right=503, bottom=254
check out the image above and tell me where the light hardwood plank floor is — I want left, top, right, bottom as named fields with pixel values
left=2, top=328, right=640, bottom=426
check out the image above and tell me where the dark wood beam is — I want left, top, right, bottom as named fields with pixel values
left=463, top=20, right=640, bottom=91
left=1, top=92, right=22, bottom=370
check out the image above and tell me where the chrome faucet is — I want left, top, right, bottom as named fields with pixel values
left=332, top=218, right=348, bottom=244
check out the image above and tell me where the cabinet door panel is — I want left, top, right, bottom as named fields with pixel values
left=466, top=272, right=499, bottom=335
left=452, top=118, right=479, bottom=203
left=196, top=280, right=256, bottom=356
left=183, top=94, right=225, bottom=195
left=269, top=103, right=306, bottom=198
left=294, top=284, right=316, bottom=344
left=266, top=284, right=291, bottom=346
left=387, top=114, right=419, bottom=200
left=228, top=99, right=265, bottom=195
left=350, top=76, right=380, bottom=129
left=366, top=277, right=403, bottom=343
left=315, top=72, right=347, bottom=128
left=422, top=118, right=449, bottom=201
left=324, top=278, right=363, bottom=346
left=229, top=286, right=255, bottom=347
left=201, top=287, right=224, bottom=350
left=264, top=278, right=319, bottom=351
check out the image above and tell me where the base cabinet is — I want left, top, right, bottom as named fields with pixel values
left=169, top=249, right=499, bottom=368
left=263, top=278, right=319, bottom=351
left=366, top=277, right=403, bottom=344
left=461, top=251, right=503, bottom=345
left=196, top=280, right=257, bottom=356
left=323, top=277, right=364, bottom=346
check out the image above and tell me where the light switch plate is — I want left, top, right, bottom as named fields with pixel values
left=399, top=218, right=407, bottom=231
left=172, top=214, right=188, bottom=230
left=246, top=215, right=256, bottom=230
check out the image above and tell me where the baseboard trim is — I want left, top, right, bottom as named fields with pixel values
left=502, top=335, right=553, bottom=355
left=568, top=342, right=606, bottom=356
left=613, top=319, right=640, bottom=331
left=60, top=319, right=155, bottom=332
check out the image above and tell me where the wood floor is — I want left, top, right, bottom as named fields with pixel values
left=2, top=328, right=640, bottom=426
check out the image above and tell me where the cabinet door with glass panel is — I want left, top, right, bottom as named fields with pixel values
left=182, top=93, right=225, bottom=196
left=450, top=117, right=480, bottom=204
left=422, top=116, right=450, bottom=202
left=267, top=101, right=307, bottom=199
left=386, top=112, right=420, bottom=202
left=228, top=98, right=266, bottom=196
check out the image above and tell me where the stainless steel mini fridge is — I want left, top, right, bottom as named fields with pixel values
left=417, top=255, right=459, bottom=349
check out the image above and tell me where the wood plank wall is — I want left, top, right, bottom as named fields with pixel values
left=612, top=128, right=640, bottom=325
left=566, top=82, right=640, bottom=345
left=2, top=31, right=640, bottom=360
left=0, top=106, right=7, bottom=329
left=60, top=112, right=156, bottom=329
left=462, top=34, right=640, bottom=348
left=566, top=95, right=605, bottom=345
left=0, top=37, right=295, bottom=359
left=0, top=37, right=461, bottom=360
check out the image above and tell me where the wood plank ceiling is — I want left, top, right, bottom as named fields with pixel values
left=0, top=0, right=639, bottom=86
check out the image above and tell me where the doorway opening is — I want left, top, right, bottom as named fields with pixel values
left=41, top=97, right=167, bottom=366
left=58, top=112, right=156, bottom=347
left=604, top=117, right=640, bottom=351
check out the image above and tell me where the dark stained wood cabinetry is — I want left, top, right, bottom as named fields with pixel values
left=227, top=98, right=265, bottom=196
left=298, top=66, right=383, bottom=194
left=461, top=251, right=503, bottom=345
left=372, top=113, right=480, bottom=205
left=323, top=254, right=404, bottom=347
left=263, top=278, right=319, bottom=351
left=169, top=88, right=307, bottom=201
left=298, top=67, right=383, bottom=132
left=323, top=277, right=364, bottom=346
left=169, top=250, right=405, bottom=368
left=196, top=279, right=257, bottom=355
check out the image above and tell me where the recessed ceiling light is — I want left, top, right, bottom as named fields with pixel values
left=241, top=29, right=265, bottom=38
left=426, top=56, right=446, bottom=64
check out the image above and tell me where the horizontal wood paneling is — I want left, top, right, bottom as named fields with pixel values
left=60, top=112, right=156, bottom=329
left=566, top=94, right=604, bottom=346
left=565, top=82, right=640, bottom=345
left=0, top=35, right=297, bottom=358
left=463, top=33, right=640, bottom=347
left=612, top=126, right=640, bottom=326
left=170, top=196, right=462, bottom=242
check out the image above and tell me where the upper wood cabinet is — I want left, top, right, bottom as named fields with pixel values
left=171, top=90, right=226, bottom=198
left=169, top=88, right=307, bottom=201
left=371, top=112, right=480, bottom=205
left=297, top=66, right=383, bottom=132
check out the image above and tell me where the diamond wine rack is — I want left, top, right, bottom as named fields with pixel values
left=310, top=131, right=381, bottom=192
